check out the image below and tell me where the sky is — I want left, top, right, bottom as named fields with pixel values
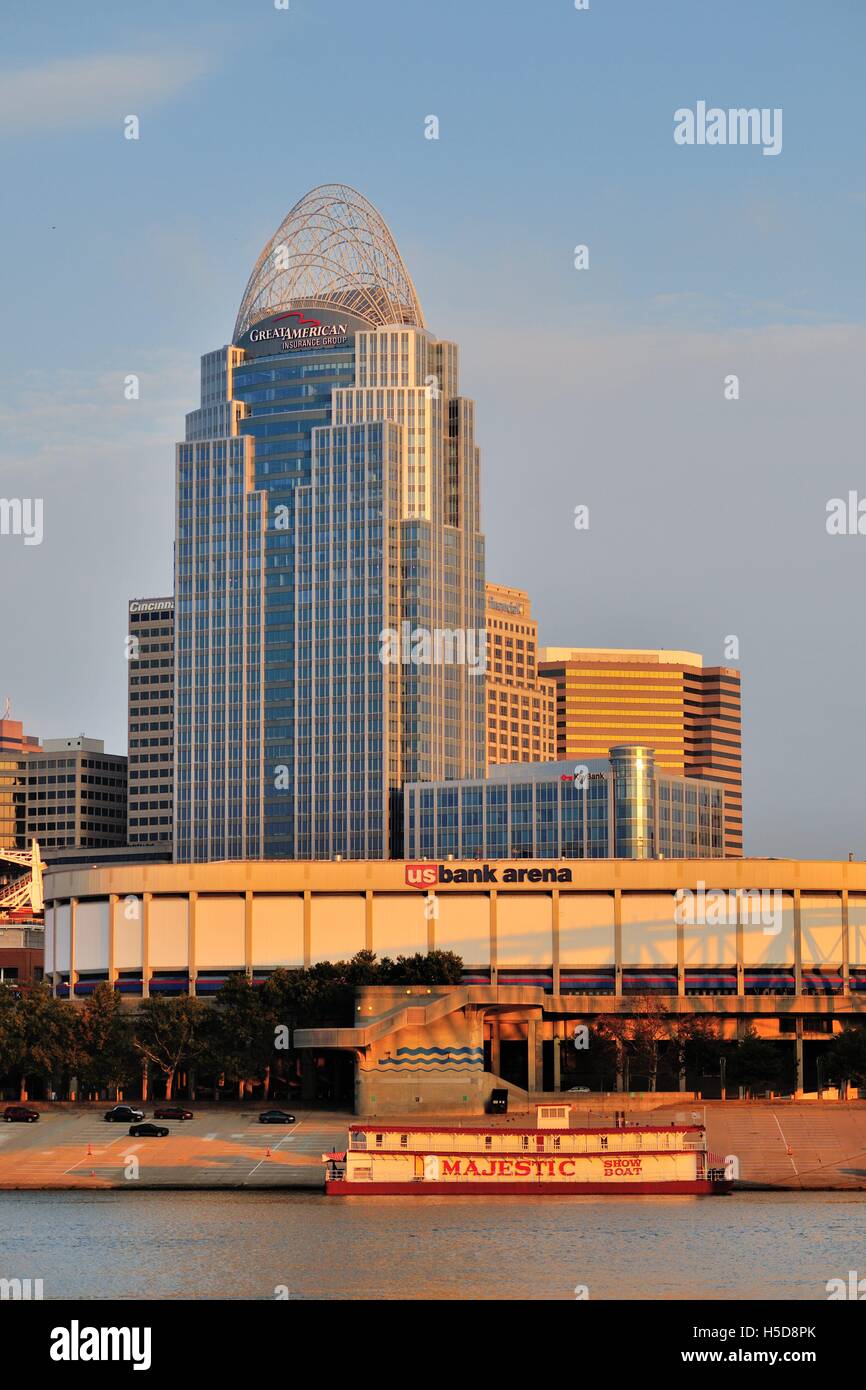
left=0, top=0, right=864, bottom=859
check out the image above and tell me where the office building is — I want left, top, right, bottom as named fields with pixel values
left=539, top=648, right=742, bottom=856
left=0, top=714, right=40, bottom=851
left=26, top=736, right=127, bottom=850
left=127, top=597, right=174, bottom=847
left=174, top=184, right=485, bottom=861
left=403, top=745, right=724, bottom=861
left=485, top=583, right=556, bottom=766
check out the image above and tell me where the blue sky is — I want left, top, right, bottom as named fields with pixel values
left=1, top=0, right=865, bottom=856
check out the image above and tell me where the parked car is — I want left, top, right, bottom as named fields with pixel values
left=128, top=1123, right=169, bottom=1138
left=567, top=1086, right=591, bottom=1094
left=258, top=1109, right=296, bottom=1125
left=487, top=1089, right=508, bottom=1115
left=104, top=1105, right=145, bottom=1123
left=3, top=1105, right=39, bottom=1123
left=152, top=1106, right=194, bottom=1121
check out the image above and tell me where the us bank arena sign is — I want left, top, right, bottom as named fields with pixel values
left=405, top=862, right=574, bottom=887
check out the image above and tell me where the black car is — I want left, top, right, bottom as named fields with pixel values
left=3, top=1105, right=39, bottom=1123
left=258, top=1109, right=296, bottom=1125
left=128, top=1123, right=169, bottom=1138
left=104, top=1105, right=145, bottom=1123
left=152, top=1106, right=194, bottom=1121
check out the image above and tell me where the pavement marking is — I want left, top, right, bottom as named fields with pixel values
left=63, top=1134, right=124, bottom=1175
left=203, top=1132, right=216, bottom=1141
left=246, top=1121, right=302, bottom=1178
left=772, top=1112, right=799, bottom=1175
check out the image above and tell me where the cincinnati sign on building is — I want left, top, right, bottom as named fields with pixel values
left=405, top=862, right=574, bottom=887
left=129, top=600, right=174, bottom=614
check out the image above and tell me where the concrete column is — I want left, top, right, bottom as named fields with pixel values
left=141, top=892, right=151, bottom=998
left=793, top=888, right=802, bottom=997
left=107, top=894, right=118, bottom=992
left=613, top=890, right=622, bottom=996
left=365, top=890, right=374, bottom=952
left=188, top=892, right=198, bottom=997
left=489, top=890, right=497, bottom=986
left=69, top=897, right=77, bottom=1000
left=676, top=898, right=685, bottom=997
left=552, top=890, right=561, bottom=995
left=303, top=890, right=312, bottom=967
left=490, top=1013, right=501, bottom=1077
left=527, top=1016, right=540, bottom=1094
left=553, top=1022, right=562, bottom=1093
left=52, top=901, right=59, bottom=996
left=795, top=1018, right=804, bottom=1096
left=842, top=890, right=850, bottom=995
left=244, top=890, right=253, bottom=981
left=736, top=891, right=745, bottom=997
left=426, top=892, right=436, bottom=952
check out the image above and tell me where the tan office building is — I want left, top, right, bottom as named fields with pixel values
left=538, top=648, right=742, bottom=857
left=486, top=584, right=556, bottom=767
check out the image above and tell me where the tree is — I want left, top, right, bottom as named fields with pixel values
left=8, top=983, right=75, bottom=1100
left=209, top=975, right=278, bottom=1099
left=132, top=996, right=208, bottom=1099
left=667, top=1016, right=725, bottom=1092
left=727, top=1029, right=784, bottom=1099
left=828, top=1024, right=866, bottom=1096
left=0, top=982, right=23, bottom=1089
left=75, top=984, right=135, bottom=1098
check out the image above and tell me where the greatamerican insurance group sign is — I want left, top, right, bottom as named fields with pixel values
left=239, top=307, right=370, bottom=357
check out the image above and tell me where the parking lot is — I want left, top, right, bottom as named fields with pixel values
left=0, top=1105, right=352, bottom=1189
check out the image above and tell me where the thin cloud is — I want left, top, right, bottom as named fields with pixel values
left=0, top=51, right=213, bottom=136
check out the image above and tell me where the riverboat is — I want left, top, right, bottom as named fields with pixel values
left=323, top=1105, right=731, bottom=1195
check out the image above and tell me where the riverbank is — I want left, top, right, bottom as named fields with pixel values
left=0, top=1100, right=864, bottom=1190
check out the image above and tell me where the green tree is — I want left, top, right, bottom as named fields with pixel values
left=828, top=1024, right=866, bottom=1096
left=75, top=984, right=135, bottom=1098
left=209, top=975, right=278, bottom=1099
left=727, top=1029, right=784, bottom=1099
left=132, top=996, right=208, bottom=1099
left=0, top=981, right=23, bottom=1089
left=10, top=983, right=75, bottom=1100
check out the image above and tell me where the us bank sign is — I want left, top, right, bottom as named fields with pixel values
left=405, top=862, right=574, bottom=887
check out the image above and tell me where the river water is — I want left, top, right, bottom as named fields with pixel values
left=1, top=1190, right=862, bottom=1300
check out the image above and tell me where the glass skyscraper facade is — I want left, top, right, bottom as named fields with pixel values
left=174, top=186, right=485, bottom=861
left=404, top=746, right=725, bottom=861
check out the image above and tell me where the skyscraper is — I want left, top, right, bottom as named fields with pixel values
left=174, top=186, right=485, bottom=861
left=26, top=737, right=127, bottom=850
left=127, top=598, right=174, bottom=848
left=0, top=714, right=40, bottom=851
left=485, top=583, right=556, bottom=766
left=538, top=648, right=743, bottom=856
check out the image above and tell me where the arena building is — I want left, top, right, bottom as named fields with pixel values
left=43, top=856, right=866, bottom=1113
